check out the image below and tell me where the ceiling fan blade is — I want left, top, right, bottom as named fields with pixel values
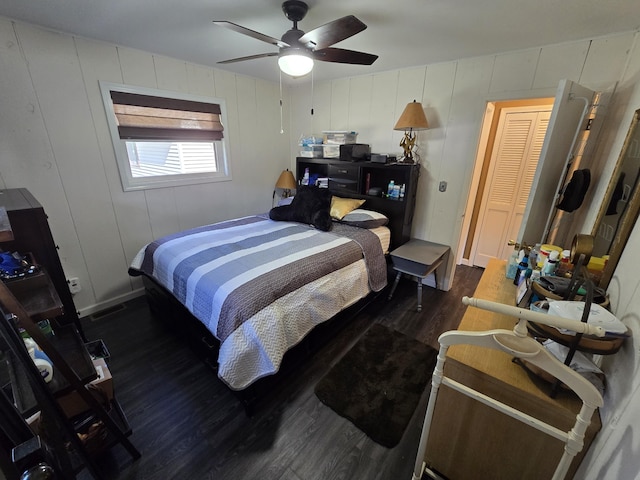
left=298, top=15, right=367, bottom=50
left=217, top=52, right=279, bottom=64
left=313, top=48, right=378, bottom=65
left=213, top=21, right=289, bottom=48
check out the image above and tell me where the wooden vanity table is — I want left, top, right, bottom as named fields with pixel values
left=423, top=258, right=601, bottom=479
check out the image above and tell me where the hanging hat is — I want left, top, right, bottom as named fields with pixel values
left=556, top=169, right=591, bottom=212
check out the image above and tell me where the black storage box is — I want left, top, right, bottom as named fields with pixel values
left=339, top=143, right=370, bottom=162
left=85, top=339, right=110, bottom=361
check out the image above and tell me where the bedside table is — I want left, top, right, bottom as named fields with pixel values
left=387, top=239, right=450, bottom=311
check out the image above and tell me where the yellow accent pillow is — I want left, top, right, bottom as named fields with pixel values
left=330, top=196, right=366, bottom=220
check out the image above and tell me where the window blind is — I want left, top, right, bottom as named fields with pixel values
left=110, top=91, right=224, bottom=141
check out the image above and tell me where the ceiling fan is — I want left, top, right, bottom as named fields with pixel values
left=213, top=0, right=378, bottom=77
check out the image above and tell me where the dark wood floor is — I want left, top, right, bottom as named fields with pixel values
left=78, top=265, right=484, bottom=480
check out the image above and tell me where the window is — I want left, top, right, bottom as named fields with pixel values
left=100, top=82, right=231, bottom=191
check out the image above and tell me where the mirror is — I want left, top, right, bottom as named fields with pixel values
left=591, top=108, right=640, bottom=288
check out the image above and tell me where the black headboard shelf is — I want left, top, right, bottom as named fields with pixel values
left=296, top=157, right=420, bottom=249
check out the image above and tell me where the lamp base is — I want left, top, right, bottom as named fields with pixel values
left=399, top=130, right=417, bottom=164
left=398, top=156, right=415, bottom=164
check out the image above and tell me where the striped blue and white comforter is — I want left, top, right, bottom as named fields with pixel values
left=130, top=214, right=387, bottom=390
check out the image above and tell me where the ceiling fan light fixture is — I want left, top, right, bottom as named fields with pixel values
left=278, top=50, right=314, bottom=77
left=215, top=1, right=376, bottom=76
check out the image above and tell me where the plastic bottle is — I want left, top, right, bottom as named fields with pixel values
left=302, top=168, right=310, bottom=186
left=529, top=243, right=540, bottom=270
left=387, top=180, right=395, bottom=197
left=518, top=267, right=533, bottom=287
left=543, top=250, right=560, bottom=276
left=514, top=250, right=529, bottom=285
left=399, top=184, right=405, bottom=199
left=23, top=338, right=54, bottom=383
left=392, top=185, right=400, bottom=199
left=537, top=249, right=549, bottom=270
left=556, top=249, right=572, bottom=277
left=506, top=250, right=519, bottom=280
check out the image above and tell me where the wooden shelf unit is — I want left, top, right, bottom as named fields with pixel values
left=0, top=283, right=140, bottom=479
left=0, top=188, right=140, bottom=478
left=296, top=158, right=420, bottom=249
left=0, top=188, right=83, bottom=338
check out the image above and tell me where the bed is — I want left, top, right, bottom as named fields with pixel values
left=128, top=187, right=405, bottom=410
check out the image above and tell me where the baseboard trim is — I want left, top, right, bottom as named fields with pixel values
left=77, top=287, right=145, bottom=319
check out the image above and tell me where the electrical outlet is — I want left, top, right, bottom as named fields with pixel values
left=67, top=277, right=81, bottom=294
left=439, top=181, right=448, bottom=192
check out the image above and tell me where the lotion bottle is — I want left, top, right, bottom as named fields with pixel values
left=387, top=180, right=395, bottom=197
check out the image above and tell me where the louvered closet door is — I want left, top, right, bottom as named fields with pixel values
left=470, top=109, right=551, bottom=267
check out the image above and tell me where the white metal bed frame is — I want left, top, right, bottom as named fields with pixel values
left=412, top=296, right=605, bottom=480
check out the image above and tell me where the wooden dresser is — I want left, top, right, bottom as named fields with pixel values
left=424, top=258, right=601, bottom=479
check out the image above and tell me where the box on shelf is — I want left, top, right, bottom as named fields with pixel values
left=322, top=145, right=340, bottom=158
left=57, top=358, right=113, bottom=418
left=85, top=339, right=110, bottom=361
left=322, top=131, right=358, bottom=145
left=299, top=145, right=324, bottom=158
left=299, top=134, right=323, bottom=146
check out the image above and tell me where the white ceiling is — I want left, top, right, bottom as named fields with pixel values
left=1, top=0, right=640, bottom=84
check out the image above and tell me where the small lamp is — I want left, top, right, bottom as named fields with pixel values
left=394, top=100, right=429, bottom=164
left=275, top=169, right=297, bottom=198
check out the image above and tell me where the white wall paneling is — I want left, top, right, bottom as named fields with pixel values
left=0, top=18, right=289, bottom=316
left=489, top=48, right=540, bottom=93
left=15, top=23, right=120, bottom=308
left=413, top=62, right=457, bottom=244
left=445, top=56, right=495, bottom=275
left=347, top=75, right=374, bottom=144
left=75, top=38, right=152, bottom=298
left=329, top=78, right=351, bottom=130
left=186, top=63, right=217, bottom=98
left=153, top=55, right=189, bottom=92
left=579, top=33, right=635, bottom=91
left=0, top=19, right=67, bottom=202
left=117, top=47, right=157, bottom=87
left=532, top=40, right=590, bottom=90
left=310, top=82, right=332, bottom=142
left=369, top=71, right=401, bottom=154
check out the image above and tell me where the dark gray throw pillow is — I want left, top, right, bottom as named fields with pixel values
left=339, top=209, right=389, bottom=229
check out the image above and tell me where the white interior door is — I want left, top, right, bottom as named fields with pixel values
left=518, top=79, right=597, bottom=245
left=470, top=108, right=551, bottom=267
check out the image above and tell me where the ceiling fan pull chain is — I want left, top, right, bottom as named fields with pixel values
left=279, top=69, right=284, bottom=134
left=311, top=69, right=314, bottom=117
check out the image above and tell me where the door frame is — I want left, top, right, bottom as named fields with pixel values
left=468, top=105, right=553, bottom=267
left=458, top=97, right=555, bottom=266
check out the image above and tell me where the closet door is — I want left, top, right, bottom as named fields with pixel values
left=470, top=109, right=550, bottom=267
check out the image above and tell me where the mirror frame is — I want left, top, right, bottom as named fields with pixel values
left=592, top=108, right=640, bottom=289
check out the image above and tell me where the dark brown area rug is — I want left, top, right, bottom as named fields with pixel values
left=315, top=323, right=437, bottom=448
